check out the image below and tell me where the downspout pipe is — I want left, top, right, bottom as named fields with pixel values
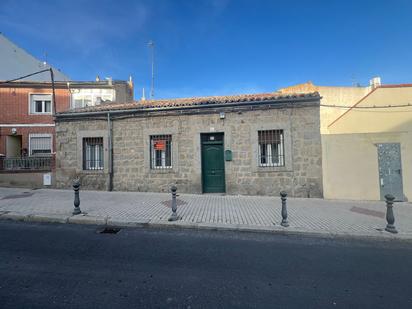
left=107, top=113, right=113, bottom=191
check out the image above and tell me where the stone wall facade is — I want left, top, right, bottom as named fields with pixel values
left=55, top=104, right=323, bottom=197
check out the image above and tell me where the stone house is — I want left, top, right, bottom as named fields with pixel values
left=55, top=92, right=323, bottom=197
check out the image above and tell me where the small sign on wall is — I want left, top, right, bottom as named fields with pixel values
left=154, top=140, right=166, bottom=150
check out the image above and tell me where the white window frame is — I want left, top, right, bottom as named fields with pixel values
left=29, top=133, right=53, bottom=156
left=29, top=94, right=53, bottom=115
left=82, top=137, right=104, bottom=170
left=258, top=130, right=285, bottom=167
left=70, top=88, right=115, bottom=109
left=150, top=135, right=172, bottom=169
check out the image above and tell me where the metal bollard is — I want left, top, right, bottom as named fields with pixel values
left=72, top=178, right=81, bottom=215
left=384, top=194, right=398, bottom=234
left=280, top=191, right=289, bottom=227
left=168, top=185, right=178, bottom=221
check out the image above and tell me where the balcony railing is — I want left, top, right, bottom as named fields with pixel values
left=0, top=155, right=54, bottom=172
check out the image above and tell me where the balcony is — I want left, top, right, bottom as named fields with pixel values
left=0, top=155, right=54, bottom=172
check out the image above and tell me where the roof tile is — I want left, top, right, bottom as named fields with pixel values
left=61, top=91, right=319, bottom=114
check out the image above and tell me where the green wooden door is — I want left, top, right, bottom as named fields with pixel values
left=201, top=135, right=225, bottom=193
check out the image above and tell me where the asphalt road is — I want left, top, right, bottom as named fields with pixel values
left=0, top=221, right=411, bottom=309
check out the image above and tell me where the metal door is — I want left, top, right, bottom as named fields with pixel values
left=201, top=133, right=225, bottom=193
left=377, top=143, right=404, bottom=201
left=6, top=135, right=22, bottom=157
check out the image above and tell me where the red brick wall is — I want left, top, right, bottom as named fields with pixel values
left=0, top=86, right=70, bottom=156
left=0, top=127, right=56, bottom=155
left=0, top=87, right=70, bottom=124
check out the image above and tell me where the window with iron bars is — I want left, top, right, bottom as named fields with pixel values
left=83, top=137, right=104, bottom=170
left=150, top=135, right=172, bottom=169
left=258, top=130, right=285, bottom=167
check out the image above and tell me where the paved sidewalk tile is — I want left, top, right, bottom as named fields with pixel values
left=0, top=187, right=411, bottom=239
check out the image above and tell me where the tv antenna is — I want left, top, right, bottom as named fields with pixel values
left=148, top=40, right=155, bottom=99
left=43, top=51, right=48, bottom=66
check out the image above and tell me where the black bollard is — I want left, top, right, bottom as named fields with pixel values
left=384, top=194, right=398, bottom=234
left=168, top=185, right=178, bottom=221
left=72, top=178, right=81, bottom=215
left=280, top=191, right=289, bottom=227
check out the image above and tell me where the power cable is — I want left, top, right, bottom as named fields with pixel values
left=0, top=69, right=51, bottom=84
left=320, top=103, right=412, bottom=109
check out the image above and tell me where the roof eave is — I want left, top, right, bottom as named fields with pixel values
left=55, top=95, right=320, bottom=120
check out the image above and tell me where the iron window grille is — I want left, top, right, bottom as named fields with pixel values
left=83, top=137, right=104, bottom=170
left=258, top=130, right=285, bottom=167
left=150, top=135, right=172, bottom=169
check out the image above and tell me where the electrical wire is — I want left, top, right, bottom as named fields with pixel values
left=320, top=103, right=412, bottom=109
left=0, top=69, right=51, bottom=84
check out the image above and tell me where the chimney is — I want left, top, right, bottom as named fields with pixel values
left=141, top=88, right=146, bottom=101
left=128, top=75, right=134, bottom=99
left=370, top=76, right=381, bottom=89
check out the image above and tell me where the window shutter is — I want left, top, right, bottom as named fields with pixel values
left=30, top=134, right=52, bottom=155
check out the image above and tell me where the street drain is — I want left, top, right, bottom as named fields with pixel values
left=99, top=227, right=121, bottom=234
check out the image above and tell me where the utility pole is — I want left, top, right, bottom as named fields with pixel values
left=148, top=40, right=155, bottom=99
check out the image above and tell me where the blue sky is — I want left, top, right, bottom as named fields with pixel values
left=1, top=0, right=412, bottom=99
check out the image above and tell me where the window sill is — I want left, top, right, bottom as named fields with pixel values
left=255, top=166, right=292, bottom=173
left=80, top=169, right=106, bottom=174
left=149, top=168, right=175, bottom=174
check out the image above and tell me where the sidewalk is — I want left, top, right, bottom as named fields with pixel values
left=1, top=187, right=411, bottom=240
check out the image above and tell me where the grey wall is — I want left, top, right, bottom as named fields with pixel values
left=0, top=172, right=55, bottom=188
left=114, top=83, right=133, bottom=103
left=55, top=105, right=323, bottom=197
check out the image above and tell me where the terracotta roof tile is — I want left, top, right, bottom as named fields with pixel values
left=62, top=91, right=319, bottom=114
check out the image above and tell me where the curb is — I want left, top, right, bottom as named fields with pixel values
left=1, top=211, right=411, bottom=242
left=28, top=213, right=70, bottom=224
left=0, top=211, right=70, bottom=224
left=68, top=214, right=107, bottom=225
left=144, top=220, right=409, bottom=242
left=107, top=217, right=151, bottom=227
